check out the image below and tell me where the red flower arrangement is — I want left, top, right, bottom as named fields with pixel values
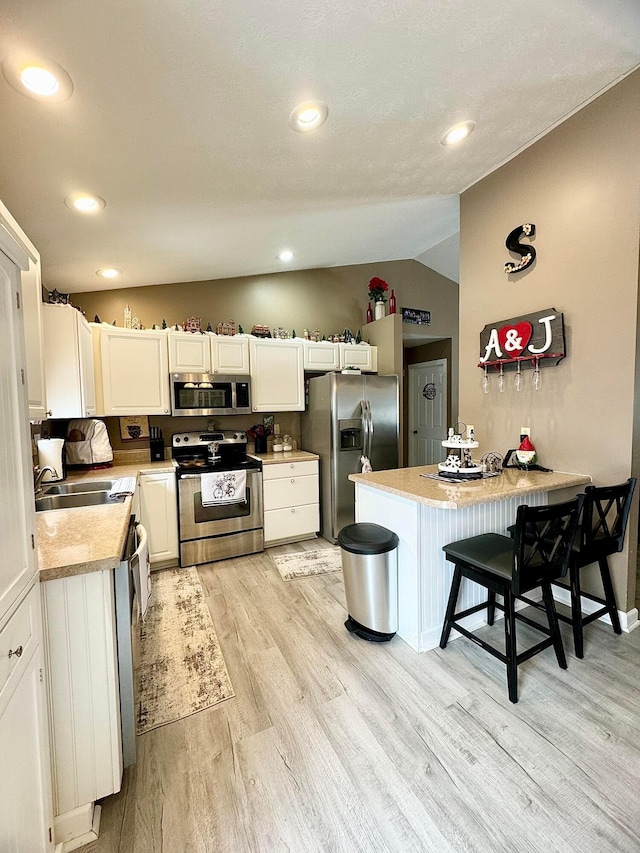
left=368, top=276, right=389, bottom=303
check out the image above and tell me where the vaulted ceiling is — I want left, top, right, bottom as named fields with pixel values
left=1, top=0, right=638, bottom=292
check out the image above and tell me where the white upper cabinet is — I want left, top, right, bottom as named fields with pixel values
left=168, top=331, right=211, bottom=373
left=43, top=304, right=96, bottom=419
left=0, top=201, right=47, bottom=419
left=303, top=340, right=340, bottom=372
left=93, top=326, right=170, bottom=415
left=249, top=338, right=305, bottom=412
left=211, top=335, right=249, bottom=374
left=339, top=343, right=378, bottom=373
left=168, top=332, right=250, bottom=375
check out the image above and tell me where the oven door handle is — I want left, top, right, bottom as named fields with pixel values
left=178, top=473, right=203, bottom=479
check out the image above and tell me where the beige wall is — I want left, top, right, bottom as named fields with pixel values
left=75, top=259, right=458, bottom=346
left=459, top=70, right=640, bottom=611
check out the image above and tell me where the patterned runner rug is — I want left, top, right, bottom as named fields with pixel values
left=271, top=547, right=343, bottom=581
left=136, top=567, right=234, bottom=734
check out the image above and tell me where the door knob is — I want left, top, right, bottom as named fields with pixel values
left=413, top=430, right=418, bottom=434
left=8, top=645, right=23, bottom=659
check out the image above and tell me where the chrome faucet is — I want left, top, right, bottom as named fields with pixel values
left=34, top=465, right=58, bottom=494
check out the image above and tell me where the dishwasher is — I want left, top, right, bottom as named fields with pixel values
left=114, top=517, right=149, bottom=768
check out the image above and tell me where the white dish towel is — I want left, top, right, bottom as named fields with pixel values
left=131, top=523, right=151, bottom=621
left=201, top=470, right=247, bottom=506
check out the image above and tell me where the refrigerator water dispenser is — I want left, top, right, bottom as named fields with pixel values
left=339, top=420, right=363, bottom=451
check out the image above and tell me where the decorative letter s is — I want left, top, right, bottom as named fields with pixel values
left=504, top=223, right=536, bottom=274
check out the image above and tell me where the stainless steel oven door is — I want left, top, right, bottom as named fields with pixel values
left=178, top=470, right=263, bottom=541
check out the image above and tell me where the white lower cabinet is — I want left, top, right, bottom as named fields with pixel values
left=263, top=460, right=319, bottom=546
left=41, top=569, right=122, bottom=849
left=138, top=472, right=179, bottom=567
left=0, top=583, right=54, bottom=852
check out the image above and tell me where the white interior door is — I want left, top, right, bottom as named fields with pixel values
left=408, top=359, right=447, bottom=466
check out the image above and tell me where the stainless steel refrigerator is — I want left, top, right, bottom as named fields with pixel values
left=302, top=372, right=399, bottom=543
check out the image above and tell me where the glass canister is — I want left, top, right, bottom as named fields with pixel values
left=283, top=434, right=293, bottom=451
left=272, top=433, right=283, bottom=452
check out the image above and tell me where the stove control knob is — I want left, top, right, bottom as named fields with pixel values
left=175, top=437, right=181, bottom=443
left=184, top=436, right=189, bottom=442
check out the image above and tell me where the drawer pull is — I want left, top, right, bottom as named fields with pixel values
left=8, top=645, right=23, bottom=659
left=290, top=464, right=294, bottom=468
left=291, top=478, right=295, bottom=483
left=291, top=508, right=296, bottom=513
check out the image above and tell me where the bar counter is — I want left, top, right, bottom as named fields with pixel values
left=349, top=465, right=591, bottom=652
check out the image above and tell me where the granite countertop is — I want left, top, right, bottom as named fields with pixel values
left=250, top=449, right=319, bottom=464
left=349, top=465, right=591, bottom=510
left=37, top=459, right=175, bottom=583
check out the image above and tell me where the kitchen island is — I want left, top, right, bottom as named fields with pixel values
left=349, top=465, right=591, bottom=652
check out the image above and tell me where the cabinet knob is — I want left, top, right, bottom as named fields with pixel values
left=46, top=410, right=53, bottom=417
left=8, top=645, right=23, bottom=659
left=290, top=464, right=294, bottom=468
left=291, top=478, right=295, bottom=483
left=291, top=508, right=296, bottom=513
left=164, top=409, right=169, bottom=413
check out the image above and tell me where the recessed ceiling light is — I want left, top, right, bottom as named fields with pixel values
left=440, top=120, right=476, bottom=146
left=65, top=193, right=106, bottom=214
left=277, top=249, right=295, bottom=262
left=95, top=268, right=122, bottom=279
left=2, top=53, right=73, bottom=102
left=289, top=100, right=328, bottom=132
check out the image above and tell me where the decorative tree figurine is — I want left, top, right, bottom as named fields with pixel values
left=94, top=314, right=101, bottom=323
left=161, top=318, right=167, bottom=329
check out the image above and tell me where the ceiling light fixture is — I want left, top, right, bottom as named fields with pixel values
left=289, top=100, right=328, bottom=132
left=276, top=249, right=295, bottom=262
left=95, top=268, right=122, bottom=279
left=65, top=193, right=106, bottom=214
left=440, top=120, right=476, bottom=146
left=2, top=53, right=74, bottom=102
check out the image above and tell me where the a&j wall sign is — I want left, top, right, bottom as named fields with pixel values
left=478, top=307, right=565, bottom=371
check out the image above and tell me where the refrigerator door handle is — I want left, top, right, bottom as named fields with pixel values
left=365, top=400, right=373, bottom=458
left=360, top=400, right=370, bottom=459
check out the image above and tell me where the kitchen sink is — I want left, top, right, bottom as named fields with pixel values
left=41, top=480, right=116, bottom=495
left=35, top=491, right=119, bottom=512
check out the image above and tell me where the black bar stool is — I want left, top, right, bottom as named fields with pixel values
left=440, top=496, right=584, bottom=703
left=559, top=478, right=636, bottom=658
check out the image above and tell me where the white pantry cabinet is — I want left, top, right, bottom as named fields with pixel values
left=138, top=472, right=179, bottom=567
left=43, top=303, right=96, bottom=418
left=263, top=459, right=319, bottom=545
left=0, top=218, right=54, bottom=850
left=93, top=325, right=171, bottom=415
left=339, top=343, right=377, bottom=373
left=211, top=334, right=250, bottom=374
left=249, top=338, right=305, bottom=412
left=168, top=331, right=211, bottom=372
left=0, top=200, right=47, bottom=420
left=0, top=584, right=54, bottom=853
left=303, top=340, right=340, bottom=372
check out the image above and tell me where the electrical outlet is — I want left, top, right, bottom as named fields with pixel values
left=274, top=423, right=280, bottom=435
left=520, top=426, right=530, bottom=439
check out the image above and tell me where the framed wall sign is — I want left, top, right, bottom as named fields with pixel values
left=119, top=415, right=150, bottom=441
left=402, top=307, right=431, bottom=325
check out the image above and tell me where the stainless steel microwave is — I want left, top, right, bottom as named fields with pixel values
left=170, top=373, right=251, bottom=416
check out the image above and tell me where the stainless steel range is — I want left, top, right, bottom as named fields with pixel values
left=172, top=431, right=263, bottom=566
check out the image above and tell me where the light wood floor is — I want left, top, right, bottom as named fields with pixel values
left=83, top=540, right=640, bottom=853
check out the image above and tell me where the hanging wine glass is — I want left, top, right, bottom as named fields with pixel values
left=533, top=357, right=541, bottom=391
left=514, top=359, right=523, bottom=391
left=482, top=363, right=489, bottom=394
left=498, top=363, right=505, bottom=393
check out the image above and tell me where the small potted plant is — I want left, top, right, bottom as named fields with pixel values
left=368, top=277, right=389, bottom=320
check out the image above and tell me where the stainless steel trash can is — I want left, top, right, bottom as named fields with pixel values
left=338, top=522, right=399, bottom=642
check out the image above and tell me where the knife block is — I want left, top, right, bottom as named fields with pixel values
left=150, top=437, right=165, bottom=461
